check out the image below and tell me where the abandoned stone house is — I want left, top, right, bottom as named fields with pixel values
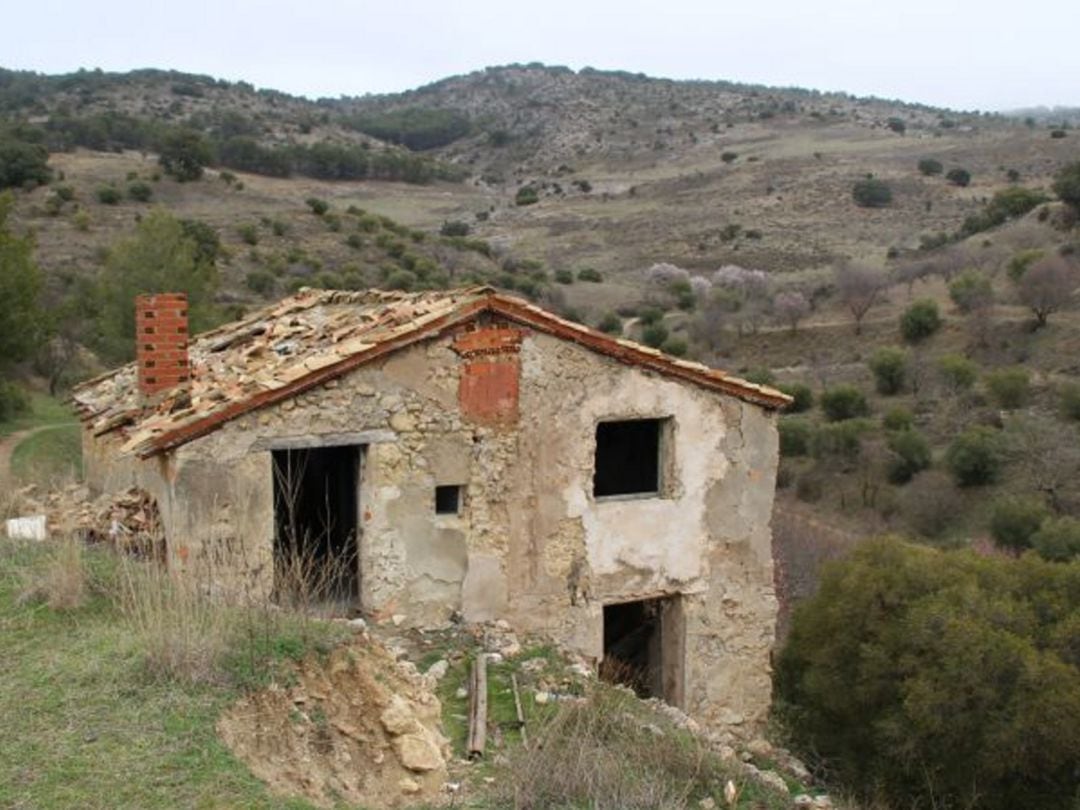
left=73, top=286, right=790, bottom=728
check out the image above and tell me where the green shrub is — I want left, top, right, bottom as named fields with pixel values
left=917, top=158, right=943, bottom=176
left=639, top=307, right=663, bottom=326
left=596, top=312, right=621, bottom=334
left=900, top=298, right=942, bottom=343
left=1053, top=161, right=1080, bottom=209
left=990, top=495, right=1049, bottom=553
left=439, top=220, right=470, bottom=237
left=721, top=151, right=738, bottom=163
left=305, top=197, right=329, bottom=216
left=852, top=177, right=892, bottom=208
left=244, top=270, right=276, bottom=296
left=127, top=181, right=153, bottom=202
left=779, top=418, right=813, bottom=456
left=641, top=323, right=668, bottom=348
left=1060, top=382, right=1080, bottom=421
left=743, top=368, right=776, bottom=386
left=96, top=186, right=121, bottom=205
left=820, top=385, right=870, bottom=421
left=776, top=538, right=1080, bottom=810
left=937, top=354, right=978, bottom=392
left=945, top=426, right=1005, bottom=486
left=661, top=337, right=688, bottom=356
left=946, top=167, right=971, bottom=187
left=345, top=233, right=364, bottom=250
left=948, top=270, right=993, bottom=313
left=577, top=267, right=603, bottom=283
left=384, top=269, right=417, bottom=291
left=985, top=367, right=1030, bottom=409
left=237, top=224, right=258, bottom=246
left=1006, top=248, right=1045, bottom=282
left=1031, top=517, right=1080, bottom=562
left=882, top=406, right=914, bottom=431
left=554, top=269, right=574, bottom=284
left=869, top=346, right=907, bottom=395
left=778, top=383, right=813, bottom=413
left=515, top=186, right=539, bottom=206
left=0, top=380, right=30, bottom=421
left=886, top=428, right=931, bottom=484
left=810, top=419, right=870, bottom=460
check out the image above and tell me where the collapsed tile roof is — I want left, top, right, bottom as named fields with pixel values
left=73, top=286, right=790, bottom=458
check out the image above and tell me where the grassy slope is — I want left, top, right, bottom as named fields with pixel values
left=0, top=545, right=313, bottom=810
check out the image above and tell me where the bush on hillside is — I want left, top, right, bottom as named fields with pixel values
left=810, top=419, right=871, bottom=461
left=990, top=495, right=1050, bottom=553
left=96, top=186, right=121, bottom=205
left=868, top=346, right=907, bottom=395
left=1031, top=517, right=1080, bottom=562
left=779, top=418, right=813, bottom=457
left=948, top=270, right=993, bottom=313
left=900, top=298, right=941, bottom=343
left=0, top=129, right=52, bottom=189
left=1061, top=382, right=1080, bottom=421
left=515, top=186, right=539, bottom=206
left=641, top=323, right=668, bottom=348
left=596, top=312, right=621, bottom=334
left=1053, top=160, right=1080, bottom=209
left=917, top=158, right=943, bottom=176
left=852, top=177, right=892, bottom=208
left=0, top=379, right=30, bottom=421
left=305, top=197, right=329, bottom=216
left=820, top=385, right=870, bottom=422
left=886, top=428, right=931, bottom=484
left=127, top=181, right=153, bottom=202
left=778, top=382, right=813, bottom=413
left=946, top=167, right=971, bottom=187
left=945, top=426, right=1005, bottom=486
left=882, top=405, right=913, bottom=431
left=937, top=353, right=978, bottom=392
left=577, top=267, right=603, bottom=283
left=776, top=538, right=1080, bottom=810
left=985, top=367, right=1030, bottom=409
left=439, top=220, right=470, bottom=237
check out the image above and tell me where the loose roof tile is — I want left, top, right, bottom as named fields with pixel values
left=73, top=287, right=790, bottom=457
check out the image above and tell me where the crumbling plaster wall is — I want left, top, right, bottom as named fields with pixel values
left=91, top=322, right=779, bottom=727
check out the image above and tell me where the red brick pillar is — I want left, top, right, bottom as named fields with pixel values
left=135, top=293, right=190, bottom=398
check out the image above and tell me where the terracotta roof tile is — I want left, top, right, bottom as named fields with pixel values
left=73, top=286, right=789, bottom=457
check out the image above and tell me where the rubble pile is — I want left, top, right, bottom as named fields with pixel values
left=4, top=483, right=162, bottom=556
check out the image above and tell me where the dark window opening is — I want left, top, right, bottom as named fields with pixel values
left=593, top=419, right=663, bottom=497
left=601, top=596, right=685, bottom=706
left=272, top=445, right=360, bottom=604
left=435, top=485, right=462, bottom=515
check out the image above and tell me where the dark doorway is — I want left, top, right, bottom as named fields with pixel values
left=272, top=445, right=360, bottom=603
left=593, top=419, right=663, bottom=497
left=601, top=596, right=685, bottom=706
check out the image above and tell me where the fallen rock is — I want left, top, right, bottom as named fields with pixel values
left=425, top=659, right=449, bottom=681
left=380, top=695, right=419, bottom=736
left=394, top=732, right=443, bottom=772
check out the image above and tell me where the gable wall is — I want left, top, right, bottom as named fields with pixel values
left=87, top=320, right=780, bottom=728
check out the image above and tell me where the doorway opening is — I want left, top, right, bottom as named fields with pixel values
left=601, top=595, right=685, bottom=706
left=272, top=445, right=360, bottom=605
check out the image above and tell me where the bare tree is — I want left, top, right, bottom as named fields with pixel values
left=835, top=262, right=887, bottom=334
left=1017, top=256, right=1077, bottom=329
left=773, top=290, right=810, bottom=333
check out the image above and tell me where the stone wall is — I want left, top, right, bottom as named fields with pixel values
left=85, top=318, right=780, bottom=728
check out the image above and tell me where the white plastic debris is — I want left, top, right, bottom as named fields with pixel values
left=4, top=515, right=47, bottom=541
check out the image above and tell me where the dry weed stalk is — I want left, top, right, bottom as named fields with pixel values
left=17, top=534, right=87, bottom=611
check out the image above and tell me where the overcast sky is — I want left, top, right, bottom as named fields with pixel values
left=5, top=0, right=1078, bottom=111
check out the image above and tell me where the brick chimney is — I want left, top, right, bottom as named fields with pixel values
left=136, top=293, right=190, bottom=399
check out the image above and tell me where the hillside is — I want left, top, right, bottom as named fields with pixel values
left=2, top=61, right=1079, bottom=566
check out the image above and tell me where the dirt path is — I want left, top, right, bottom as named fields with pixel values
left=0, top=425, right=68, bottom=494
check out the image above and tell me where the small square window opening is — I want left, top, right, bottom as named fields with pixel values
left=435, top=485, right=463, bottom=515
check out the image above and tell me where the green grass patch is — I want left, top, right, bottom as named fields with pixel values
left=0, top=390, right=76, bottom=437
left=0, top=543, right=328, bottom=809
left=11, top=423, right=83, bottom=483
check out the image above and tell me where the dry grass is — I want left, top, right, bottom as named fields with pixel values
left=16, top=535, right=87, bottom=611
left=497, top=685, right=790, bottom=810
left=116, top=557, right=234, bottom=685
